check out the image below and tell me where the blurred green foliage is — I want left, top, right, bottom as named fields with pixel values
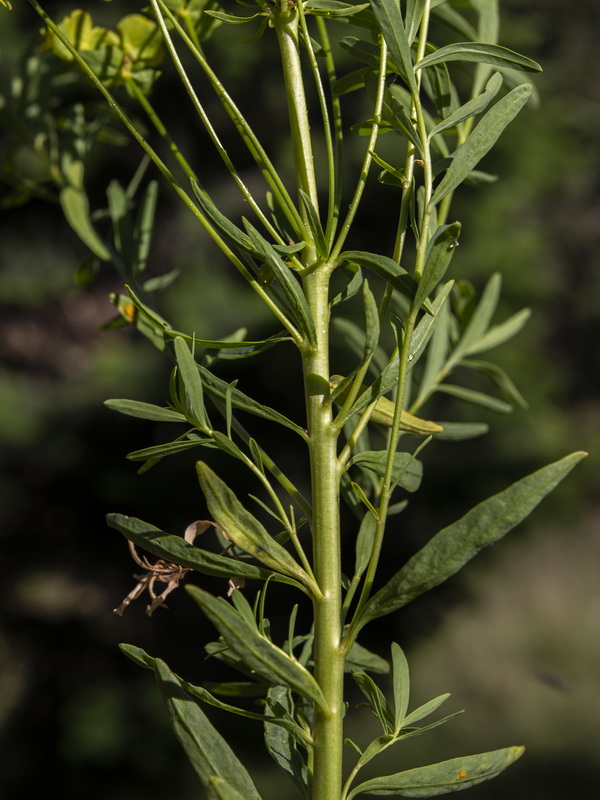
left=1, top=0, right=598, bottom=798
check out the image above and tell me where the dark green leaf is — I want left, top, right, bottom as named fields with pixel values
left=352, top=670, right=394, bottom=732
left=298, top=189, right=328, bottom=257
left=346, top=641, right=390, bottom=674
left=405, top=0, right=427, bottom=44
left=104, top=398, right=186, bottom=423
left=370, top=0, right=417, bottom=93
left=264, top=686, right=309, bottom=798
left=407, top=281, right=454, bottom=371
left=391, top=643, right=410, bottom=732
left=196, top=364, right=307, bottom=439
left=187, top=586, right=329, bottom=712
left=434, top=422, right=489, bottom=440
left=60, top=185, right=111, bottom=260
left=349, top=746, right=524, bottom=797
left=196, top=463, right=314, bottom=588
left=416, top=42, right=542, bottom=73
left=413, top=223, right=461, bottom=311
left=349, top=452, right=423, bottom=493
left=358, top=452, right=587, bottom=626
left=338, top=251, right=419, bottom=303
left=174, top=336, right=211, bottom=430
left=106, top=513, right=299, bottom=587
left=133, top=179, right=158, bottom=276
left=436, top=383, right=513, bottom=413
left=428, top=72, right=503, bottom=139
left=151, top=658, right=263, bottom=799
left=243, top=219, right=317, bottom=346
left=430, top=84, right=533, bottom=206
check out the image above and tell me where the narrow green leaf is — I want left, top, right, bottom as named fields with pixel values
left=187, top=586, right=329, bottom=713
left=354, top=511, right=377, bottom=578
left=151, top=658, right=263, bottom=799
left=264, top=686, right=309, bottom=798
left=133, top=179, right=158, bottom=276
left=104, top=398, right=186, bottom=423
left=349, top=452, right=423, bottom=493
left=407, top=281, right=453, bottom=371
left=190, top=179, right=257, bottom=256
left=434, top=422, right=489, bottom=440
left=333, top=67, right=370, bottom=95
left=413, top=223, right=461, bottom=310
left=405, top=0, right=427, bottom=44
left=298, top=189, right=328, bottom=257
left=174, top=336, right=210, bottom=430
left=352, top=670, right=394, bottom=732
left=346, top=641, right=390, bottom=674
left=464, top=307, right=531, bottom=355
left=106, top=513, right=300, bottom=587
left=204, top=10, right=261, bottom=24
left=196, top=462, right=313, bottom=588
left=207, top=777, right=249, bottom=800
left=416, top=42, right=542, bottom=73
left=243, top=220, right=317, bottom=346
left=428, top=72, right=503, bottom=139
left=107, top=179, right=134, bottom=269
left=446, top=273, right=502, bottom=369
left=430, top=84, right=533, bottom=207
left=371, top=0, right=418, bottom=93
left=337, top=251, right=419, bottom=303
left=126, top=434, right=215, bottom=462
left=197, top=364, right=307, bottom=439
left=349, top=746, right=524, bottom=798
left=461, top=359, right=528, bottom=409
left=359, top=452, right=587, bottom=626
left=403, top=693, right=450, bottom=727
left=391, top=643, right=410, bottom=732
left=436, top=383, right=513, bottom=413
left=362, top=280, right=380, bottom=362
left=60, top=185, right=111, bottom=260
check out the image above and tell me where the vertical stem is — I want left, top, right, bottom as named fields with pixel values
left=274, top=7, right=344, bottom=797
left=302, top=267, right=344, bottom=800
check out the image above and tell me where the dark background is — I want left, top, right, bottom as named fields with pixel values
left=1, top=2, right=599, bottom=798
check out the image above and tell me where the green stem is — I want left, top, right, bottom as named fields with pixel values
left=301, top=267, right=344, bottom=800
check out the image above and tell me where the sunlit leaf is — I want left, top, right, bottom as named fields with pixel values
left=416, top=42, right=541, bottom=73
left=187, top=586, right=329, bottom=712
left=349, top=746, right=524, bottom=798
left=358, top=452, right=587, bottom=627
left=430, top=84, right=533, bottom=206
left=104, top=398, right=186, bottom=422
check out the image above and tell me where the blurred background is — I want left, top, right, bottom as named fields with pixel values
left=1, top=1, right=598, bottom=798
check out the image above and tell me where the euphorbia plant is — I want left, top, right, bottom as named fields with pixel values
left=15, top=0, right=586, bottom=798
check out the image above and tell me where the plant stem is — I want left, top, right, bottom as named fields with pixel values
left=302, top=267, right=344, bottom=800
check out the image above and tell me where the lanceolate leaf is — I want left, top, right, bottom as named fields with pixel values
left=243, top=220, right=317, bottom=346
left=196, top=462, right=314, bottom=589
left=349, top=452, right=423, bottom=493
left=428, top=72, right=503, bottom=139
left=264, top=686, right=309, bottom=798
left=416, top=42, right=542, bottom=73
left=104, top=398, right=186, bottom=422
left=430, top=84, right=533, bottom=207
left=370, top=0, right=417, bottom=93
left=174, top=336, right=210, bottom=430
left=338, top=251, right=420, bottom=302
left=151, top=658, right=263, bottom=799
left=60, top=185, right=111, bottom=260
left=187, top=586, right=329, bottom=713
left=349, top=746, right=524, bottom=798
left=358, top=452, right=587, bottom=627
left=413, top=223, right=461, bottom=311
left=106, top=513, right=302, bottom=588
